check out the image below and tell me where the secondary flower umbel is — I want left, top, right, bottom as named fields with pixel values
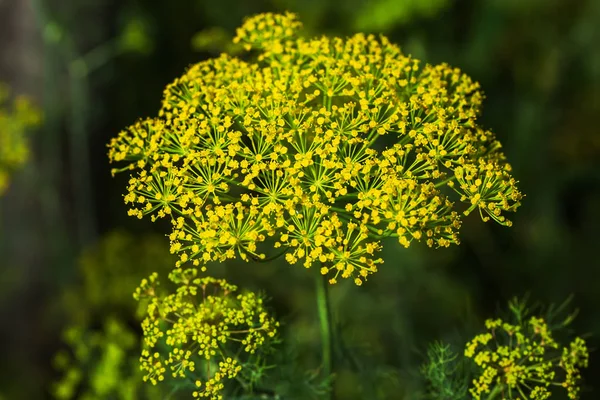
left=134, top=268, right=278, bottom=399
left=108, top=12, right=522, bottom=285
left=465, top=306, right=589, bottom=399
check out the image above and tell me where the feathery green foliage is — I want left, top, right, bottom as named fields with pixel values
left=421, top=341, right=470, bottom=400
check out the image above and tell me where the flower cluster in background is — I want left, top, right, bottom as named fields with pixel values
left=108, top=12, right=521, bottom=286
left=0, top=83, right=41, bottom=195
left=134, top=268, right=279, bottom=399
left=465, top=301, right=589, bottom=400
left=421, top=298, right=590, bottom=400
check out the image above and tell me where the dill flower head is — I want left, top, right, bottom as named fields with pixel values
left=0, top=83, right=42, bottom=195
left=134, top=268, right=279, bottom=399
left=108, top=12, right=522, bottom=285
left=464, top=299, right=589, bottom=400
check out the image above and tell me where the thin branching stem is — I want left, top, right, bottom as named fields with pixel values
left=316, top=269, right=333, bottom=399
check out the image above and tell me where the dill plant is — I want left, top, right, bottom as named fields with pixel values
left=464, top=298, right=589, bottom=400
left=421, top=298, right=590, bottom=400
left=53, top=232, right=280, bottom=399
left=107, top=12, right=526, bottom=398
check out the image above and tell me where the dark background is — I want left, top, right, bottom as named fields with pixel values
left=0, top=0, right=599, bottom=398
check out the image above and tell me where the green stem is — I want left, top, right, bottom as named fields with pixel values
left=434, top=175, right=457, bottom=188
left=316, top=271, right=333, bottom=396
left=485, top=385, right=503, bottom=400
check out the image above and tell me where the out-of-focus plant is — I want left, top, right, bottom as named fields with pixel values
left=351, top=0, right=452, bottom=31
left=421, top=297, right=590, bottom=400
left=33, top=0, right=156, bottom=246
left=191, top=27, right=243, bottom=55
left=52, top=231, right=174, bottom=399
left=118, top=17, right=154, bottom=56
left=191, top=0, right=453, bottom=54
left=199, top=0, right=454, bottom=35
left=53, top=317, right=164, bottom=400
left=134, top=268, right=279, bottom=398
left=107, top=12, right=523, bottom=397
left=60, top=230, right=175, bottom=323
left=0, top=83, right=42, bottom=196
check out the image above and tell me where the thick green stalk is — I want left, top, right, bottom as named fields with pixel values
left=316, top=271, right=333, bottom=396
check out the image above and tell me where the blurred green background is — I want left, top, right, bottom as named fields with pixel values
left=0, top=0, right=599, bottom=398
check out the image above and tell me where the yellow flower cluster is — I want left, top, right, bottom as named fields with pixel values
left=0, top=83, right=41, bottom=195
left=108, top=12, right=522, bottom=285
left=465, top=316, right=589, bottom=399
left=134, top=268, right=278, bottom=399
